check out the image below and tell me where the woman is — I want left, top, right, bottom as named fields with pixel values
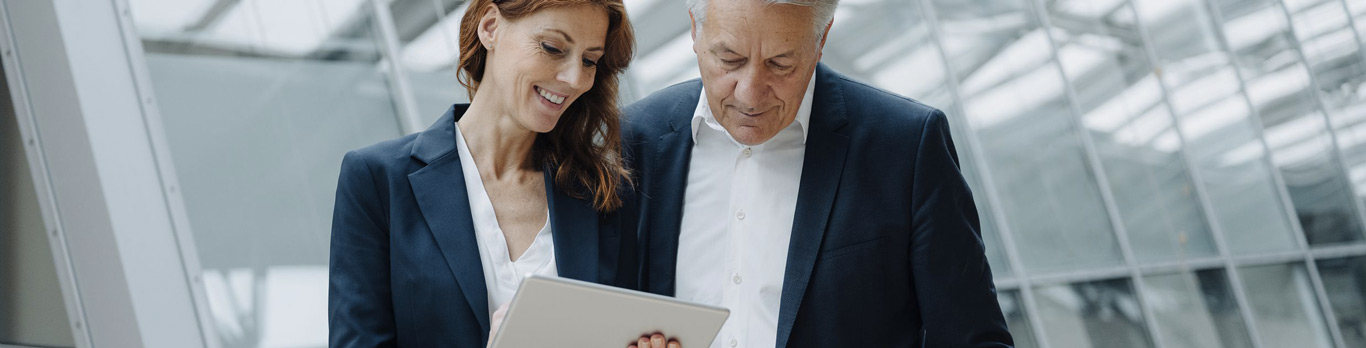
left=328, top=0, right=641, bottom=346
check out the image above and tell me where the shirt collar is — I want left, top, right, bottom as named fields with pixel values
left=691, top=70, right=817, bottom=144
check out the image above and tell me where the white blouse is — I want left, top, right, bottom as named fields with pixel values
left=453, top=123, right=558, bottom=318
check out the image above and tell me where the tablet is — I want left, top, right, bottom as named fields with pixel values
left=488, top=275, right=730, bottom=348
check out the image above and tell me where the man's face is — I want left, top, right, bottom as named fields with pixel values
left=692, top=0, right=829, bottom=145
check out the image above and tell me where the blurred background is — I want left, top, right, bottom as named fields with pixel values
left=4, top=0, right=1366, bottom=347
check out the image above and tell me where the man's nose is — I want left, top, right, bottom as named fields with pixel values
left=733, top=66, right=769, bottom=110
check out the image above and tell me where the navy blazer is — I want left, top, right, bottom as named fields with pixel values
left=622, top=64, right=1013, bottom=348
left=329, top=104, right=638, bottom=347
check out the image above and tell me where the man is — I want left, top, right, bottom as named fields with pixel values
left=622, top=0, right=1014, bottom=347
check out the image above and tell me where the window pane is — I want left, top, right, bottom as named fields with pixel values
left=1295, top=0, right=1366, bottom=240
left=394, top=0, right=470, bottom=124
left=621, top=0, right=697, bottom=103
left=1141, top=269, right=1255, bottom=348
left=1316, top=256, right=1366, bottom=347
left=128, top=1, right=404, bottom=347
left=1213, top=0, right=1366, bottom=245
left=1132, top=0, right=1300, bottom=255
left=930, top=0, right=1123, bottom=274
left=998, top=290, right=1040, bottom=348
left=1238, top=263, right=1335, bottom=348
left=1, top=81, right=75, bottom=347
left=1035, top=278, right=1156, bottom=348
left=1046, top=0, right=1218, bottom=263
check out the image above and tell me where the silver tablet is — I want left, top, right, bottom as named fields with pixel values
left=488, top=275, right=730, bottom=348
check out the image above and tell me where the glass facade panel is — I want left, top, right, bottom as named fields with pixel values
left=1239, top=263, right=1335, bottom=348
left=1213, top=0, right=1366, bottom=245
left=1141, top=269, right=1255, bottom=348
left=80, top=0, right=1366, bottom=347
left=1317, top=256, right=1366, bottom=347
left=1034, top=278, right=1155, bottom=348
left=1290, top=0, right=1366, bottom=239
left=128, top=1, right=404, bottom=347
left=394, top=0, right=470, bottom=124
left=1132, top=0, right=1302, bottom=255
left=929, top=0, right=1123, bottom=274
left=1046, top=0, right=1219, bottom=263
left=998, top=290, right=1040, bottom=348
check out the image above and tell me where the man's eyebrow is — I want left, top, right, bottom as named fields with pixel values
left=709, top=43, right=740, bottom=56
left=547, top=29, right=604, bottom=52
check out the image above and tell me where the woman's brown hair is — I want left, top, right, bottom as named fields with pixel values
left=456, top=0, right=634, bottom=212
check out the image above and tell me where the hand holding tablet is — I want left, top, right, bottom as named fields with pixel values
left=486, top=275, right=729, bottom=348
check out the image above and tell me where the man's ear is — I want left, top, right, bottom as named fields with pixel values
left=688, top=10, right=698, bottom=40
left=688, top=10, right=700, bottom=54
left=477, top=4, right=501, bottom=50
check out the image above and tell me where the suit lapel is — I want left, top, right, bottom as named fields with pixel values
left=407, top=105, right=492, bottom=334
left=646, top=129, right=693, bottom=295
left=776, top=64, right=850, bottom=348
left=645, top=85, right=701, bottom=295
left=547, top=169, right=599, bottom=283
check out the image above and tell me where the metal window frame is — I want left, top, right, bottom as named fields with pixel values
left=0, top=3, right=91, bottom=347
left=914, top=1, right=1056, bottom=347
left=1122, top=0, right=1271, bottom=346
left=909, top=0, right=1366, bottom=347
left=1024, top=0, right=1172, bottom=346
left=12, top=0, right=1366, bottom=346
left=1201, top=0, right=1351, bottom=346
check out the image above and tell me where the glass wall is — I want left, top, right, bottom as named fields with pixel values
left=127, top=1, right=405, bottom=347
left=117, top=0, right=1366, bottom=347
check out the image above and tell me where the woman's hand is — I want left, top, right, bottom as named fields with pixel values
left=628, top=333, right=679, bottom=348
left=485, top=303, right=511, bottom=348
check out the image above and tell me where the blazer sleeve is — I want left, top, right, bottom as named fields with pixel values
left=909, top=110, right=1015, bottom=347
left=329, top=150, right=397, bottom=347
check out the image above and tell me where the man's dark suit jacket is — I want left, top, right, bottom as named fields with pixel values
left=328, top=104, right=638, bottom=347
left=622, top=64, right=1014, bottom=348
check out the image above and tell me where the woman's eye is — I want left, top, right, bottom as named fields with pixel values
left=541, top=43, right=562, bottom=55
left=582, top=59, right=599, bottom=67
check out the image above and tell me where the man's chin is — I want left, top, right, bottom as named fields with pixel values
left=731, top=129, right=776, bottom=146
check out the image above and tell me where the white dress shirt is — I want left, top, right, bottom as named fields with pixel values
left=454, top=123, right=558, bottom=318
left=675, top=73, right=816, bottom=348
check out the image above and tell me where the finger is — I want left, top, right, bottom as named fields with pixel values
left=651, top=333, right=665, bottom=348
left=637, top=337, right=651, bottom=348
left=667, top=340, right=681, bottom=348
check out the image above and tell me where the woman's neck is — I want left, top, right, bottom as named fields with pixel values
left=458, top=93, right=540, bottom=181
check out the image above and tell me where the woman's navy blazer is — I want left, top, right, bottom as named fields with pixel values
left=328, top=104, right=639, bottom=347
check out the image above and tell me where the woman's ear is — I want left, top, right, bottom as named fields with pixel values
left=477, top=4, right=501, bottom=51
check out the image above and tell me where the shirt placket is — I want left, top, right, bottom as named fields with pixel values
left=725, top=144, right=755, bottom=348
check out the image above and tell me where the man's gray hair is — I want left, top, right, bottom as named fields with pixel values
left=686, top=0, right=839, bottom=42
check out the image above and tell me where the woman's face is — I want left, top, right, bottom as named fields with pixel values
left=479, top=4, right=609, bottom=133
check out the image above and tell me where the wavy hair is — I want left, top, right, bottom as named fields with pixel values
left=457, top=0, right=634, bottom=212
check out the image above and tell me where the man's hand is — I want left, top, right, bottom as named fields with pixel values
left=627, top=333, right=679, bottom=348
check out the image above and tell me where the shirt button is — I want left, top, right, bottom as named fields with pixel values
left=742, top=148, right=752, bottom=157
left=736, top=210, right=745, bottom=220
left=729, top=337, right=738, bottom=347
left=733, top=274, right=742, bottom=284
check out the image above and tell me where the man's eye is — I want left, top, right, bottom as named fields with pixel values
left=721, top=59, right=744, bottom=66
left=541, top=43, right=563, bottom=55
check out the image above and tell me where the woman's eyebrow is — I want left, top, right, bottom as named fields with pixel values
left=546, top=28, right=603, bottom=52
